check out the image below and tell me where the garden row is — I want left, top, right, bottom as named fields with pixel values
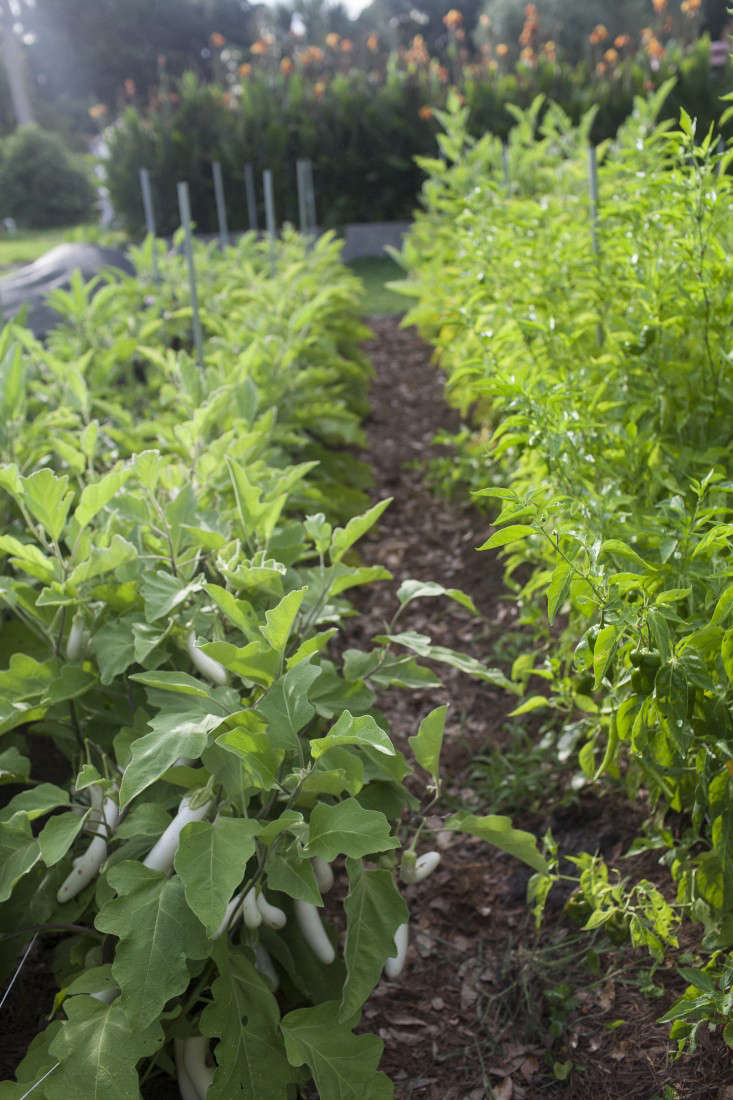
left=0, top=231, right=544, bottom=1097
left=398, top=86, right=733, bottom=1047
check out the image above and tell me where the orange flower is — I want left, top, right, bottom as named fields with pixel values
left=595, top=60, right=607, bottom=76
left=604, top=47, right=618, bottom=63
left=437, top=65, right=449, bottom=81
left=314, top=79, right=326, bottom=97
left=443, top=9, right=463, bottom=28
left=325, top=32, right=340, bottom=47
left=250, top=39, right=269, bottom=55
left=239, top=62, right=252, bottom=77
left=479, top=13, right=491, bottom=26
left=123, top=77, right=136, bottom=97
left=496, top=42, right=509, bottom=57
left=419, top=105, right=433, bottom=119
left=88, top=103, right=107, bottom=120
left=647, top=35, right=665, bottom=59
left=543, top=40, right=557, bottom=61
left=520, top=45, right=535, bottom=64
left=340, top=38, right=353, bottom=52
left=210, top=32, right=225, bottom=48
left=614, top=33, right=631, bottom=47
left=652, top=0, right=666, bottom=11
left=280, top=57, right=293, bottom=74
left=367, top=32, right=379, bottom=51
left=589, top=24, right=609, bottom=44
left=681, top=0, right=701, bottom=12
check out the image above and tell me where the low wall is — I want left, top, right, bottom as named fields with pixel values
left=340, top=221, right=411, bottom=262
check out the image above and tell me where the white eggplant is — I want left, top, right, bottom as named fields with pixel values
left=187, top=632, right=227, bottom=686
left=384, top=922, right=409, bottom=979
left=57, top=787, right=119, bottom=904
left=143, top=794, right=211, bottom=874
left=254, top=943, right=280, bottom=991
left=241, top=888, right=263, bottom=929
left=182, top=1035, right=214, bottom=1099
left=294, top=900, right=335, bottom=964
left=312, top=856, right=334, bottom=894
left=255, top=892, right=287, bottom=929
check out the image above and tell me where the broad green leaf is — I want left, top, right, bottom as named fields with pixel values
left=0, top=815, right=41, bottom=901
left=203, top=640, right=281, bottom=687
left=408, top=705, right=447, bottom=786
left=89, top=619, right=135, bottom=684
left=281, top=1001, right=393, bottom=1100
left=255, top=661, right=321, bottom=751
left=306, top=798, right=398, bottom=861
left=68, top=535, right=137, bottom=587
left=330, top=499, right=392, bottom=563
left=340, top=859, right=408, bottom=1020
left=286, top=629, right=338, bottom=668
left=216, top=723, right=283, bottom=791
left=38, top=810, right=88, bottom=867
left=46, top=996, right=163, bottom=1100
left=309, top=711, right=396, bottom=760
left=266, top=849, right=322, bottom=905
left=546, top=561, right=573, bottom=624
left=445, top=811, right=547, bottom=873
left=396, top=579, right=478, bottom=615
left=600, top=539, right=649, bottom=573
left=119, top=695, right=231, bottom=806
left=74, top=464, right=132, bottom=529
left=96, top=862, right=209, bottom=1028
left=477, top=524, right=535, bottom=551
left=227, top=459, right=288, bottom=544
left=0, top=783, right=69, bottom=824
left=174, top=817, right=261, bottom=936
left=201, top=939, right=296, bottom=1100
left=260, top=588, right=306, bottom=653
left=22, top=468, right=73, bottom=541
left=141, top=570, right=200, bottom=623
left=0, top=534, right=56, bottom=581
left=204, top=583, right=259, bottom=636
left=129, top=670, right=212, bottom=698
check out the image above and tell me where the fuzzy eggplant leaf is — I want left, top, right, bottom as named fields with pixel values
left=45, top=996, right=163, bottom=1100
left=95, top=862, right=209, bottom=1028
left=408, top=705, right=447, bottom=786
left=260, top=588, right=306, bottom=653
left=281, top=1001, right=393, bottom=1100
left=174, top=818, right=261, bottom=936
left=340, top=859, right=408, bottom=1020
left=329, top=499, right=392, bottom=563
left=201, top=940, right=296, bottom=1100
left=255, top=660, right=321, bottom=751
left=306, top=798, right=398, bottom=861
left=0, top=815, right=41, bottom=901
left=309, top=711, right=395, bottom=760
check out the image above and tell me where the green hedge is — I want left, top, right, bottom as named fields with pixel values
left=0, top=125, right=96, bottom=229
left=104, top=39, right=732, bottom=238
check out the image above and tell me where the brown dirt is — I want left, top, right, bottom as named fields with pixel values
left=3, top=317, right=733, bottom=1099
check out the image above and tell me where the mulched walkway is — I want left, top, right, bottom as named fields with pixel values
left=349, top=316, right=733, bottom=1100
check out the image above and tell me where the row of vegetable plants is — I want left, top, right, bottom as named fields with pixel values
left=397, top=85, right=733, bottom=1049
left=0, top=229, right=547, bottom=1097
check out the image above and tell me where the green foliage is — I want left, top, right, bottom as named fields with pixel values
left=0, top=228, right=546, bottom=1096
left=0, top=126, right=96, bottom=229
left=400, top=90, right=733, bottom=1044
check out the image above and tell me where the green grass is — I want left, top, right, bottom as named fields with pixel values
left=347, top=255, right=413, bottom=317
left=0, top=225, right=125, bottom=271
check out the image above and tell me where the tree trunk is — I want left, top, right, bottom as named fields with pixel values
left=0, top=0, right=33, bottom=127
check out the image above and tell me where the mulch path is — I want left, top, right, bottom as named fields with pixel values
left=3, top=316, right=733, bottom=1099
left=348, top=316, right=733, bottom=1100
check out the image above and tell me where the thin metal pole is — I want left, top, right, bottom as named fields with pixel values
left=263, top=169, right=276, bottom=272
left=303, top=158, right=316, bottom=238
left=176, top=181, right=204, bottom=368
left=296, top=159, right=308, bottom=234
left=139, top=167, right=159, bottom=283
left=244, top=163, right=257, bottom=232
left=501, top=143, right=509, bottom=189
left=212, top=160, right=229, bottom=248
